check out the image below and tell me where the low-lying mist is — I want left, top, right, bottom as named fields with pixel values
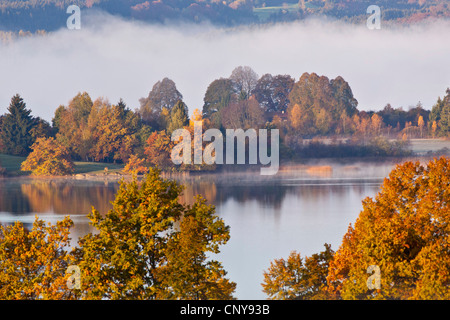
left=0, top=11, right=449, bottom=122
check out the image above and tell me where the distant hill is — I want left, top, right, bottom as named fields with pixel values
left=0, top=0, right=448, bottom=33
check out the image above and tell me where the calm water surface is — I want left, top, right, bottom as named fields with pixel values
left=0, top=160, right=402, bottom=299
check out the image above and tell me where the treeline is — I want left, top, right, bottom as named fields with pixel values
left=0, top=0, right=257, bottom=32
left=1, top=66, right=449, bottom=175
left=260, top=0, right=449, bottom=23
left=0, top=0, right=448, bottom=32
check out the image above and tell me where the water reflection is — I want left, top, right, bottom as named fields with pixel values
left=0, top=178, right=120, bottom=216
left=0, top=160, right=402, bottom=299
left=0, top=178, right=121, bottom=243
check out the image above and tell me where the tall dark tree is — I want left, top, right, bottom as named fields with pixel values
left=330, top=76, right=358, bottom=119
left=30, top=117, right=52, bottom=140
left=430, top=88, right=450, bottom=137
left=167, top=100, right=189, bottom=135
left=202, top=78, right=236, bottom=128
left=0, top=94, right=35, bottom=156
left=440, top=88, right=450, bottom=137
left=51, top=105, right=66, bottom=134
left=139, top=77, right=183, bottom=130
left=0, top=115, right=4, bottom=153
left=253, top=73, right=295, bottom=114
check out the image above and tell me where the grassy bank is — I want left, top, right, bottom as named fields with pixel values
left=1, top=138, right=449, bottom=178
left=0, top=153, right=26, bottom=175
left=73, top=161, right=124, bottom=175
left=408, top=138, right=450, bottom=155
left=0, top=153, right=124, bottom=177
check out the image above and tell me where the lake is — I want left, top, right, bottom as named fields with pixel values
left=0, top=159, right=407, bottom=299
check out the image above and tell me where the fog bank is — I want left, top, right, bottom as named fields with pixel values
left=1, top=12, right=449, bottom=121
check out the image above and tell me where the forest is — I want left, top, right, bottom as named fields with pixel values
left=0, top=0, right=449, bottom=34
left=1, top=65, right=449, bottom=176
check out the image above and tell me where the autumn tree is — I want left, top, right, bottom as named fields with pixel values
left=20, top=136, right=74, bottom=176
left=181, top=109, right=216, bottom=172
left=287, top=103, right=314, bottom=136
left=262, top=244, right=334, bottom=300
left=287, top=73, right=358, bottom=136
left=202, top=78, right=237, bottom=128
left=356, top=115, right=371, bottom=142
left=144, top=130, right=174, bottom=169
left=0, top=216, right=78, bottom=299
left=157, top=196, right=236, bottom=299
left=139, top=78, right=183, bottom=130
left=337, top=109, right=352, bottom=135
left=55, top=95, right=145, bottom=163
left=253, top=73, right=295, bottom=114
left=55, top=92, right=93, bottom=160
left=331, top=75, right=359, bottom=119
left=370, top=113, right=383, bottom=136
left=221, top=97, right=265, bottom=130
left=123, top=154, right=149, bottom=175
left=75, top=169, right=235, bottom=299
left=230, top=66, right=259, bottom=100
left=327, top=157, right=450, bottom=300
left=314, top=107, right=332, bottom=136
left=0, top=94, right=36, bottom=156
left=87, top=98, right=129, bottom=163
left=190, top=108, right=205, bottom=127
left=418, top=115, right=425, bottom=138
left=431, top=120, right=438, bottom=138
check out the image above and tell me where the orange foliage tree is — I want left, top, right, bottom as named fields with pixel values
left=21, top=137, right=74, bottom=176
left=123, top=154, right=149, bottom=175
left=327, top=157, right=450, bottom=299
left=144, top=130, right=174, bottom=169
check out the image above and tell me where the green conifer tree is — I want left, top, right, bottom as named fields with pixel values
left=167, top=100, right=189, bottom=135
left=0, top=94, right=35, bottom=156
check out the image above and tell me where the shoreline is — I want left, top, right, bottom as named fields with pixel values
left=1, top=154, right=447, bottom=182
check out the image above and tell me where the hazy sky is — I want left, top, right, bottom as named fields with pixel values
left=1, top=11, right=449, bottom=122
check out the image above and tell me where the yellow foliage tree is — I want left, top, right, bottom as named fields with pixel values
left=189, top=108, right=203, bottom=127
left=157, top=196, right=236, bottom=299
left=288, top=103, right=304, bottom=133
left=370, top=113, right=383, bottom=136
left=0, top=217, right=78, bottom=299
left=0, top=170, right=235, bottom=300
left=432, top=120, right=438, bottom=138
left=418, top=115, right=425, bottom=138
left=74, top=169, right=235, bottom=299
left=20, top=137, right=74, bottom=176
